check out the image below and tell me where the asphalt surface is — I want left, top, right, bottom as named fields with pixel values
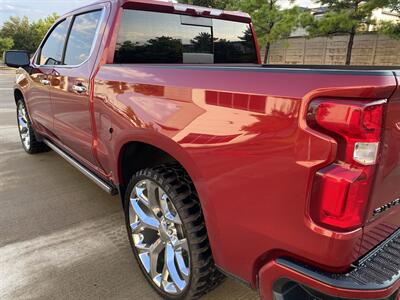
left=0, top=69, right=259, bottom=300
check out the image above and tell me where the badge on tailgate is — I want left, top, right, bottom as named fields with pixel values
left=373, top=198, right=400, bottom=216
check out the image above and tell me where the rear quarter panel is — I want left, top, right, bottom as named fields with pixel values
left=93, top=65, right=397, bottom=285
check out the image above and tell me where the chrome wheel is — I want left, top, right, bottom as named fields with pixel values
left=17, top=102, right=30, bottom=150
left=129, top=179, right=190, bottom=295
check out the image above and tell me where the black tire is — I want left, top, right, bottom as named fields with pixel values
left=124, top=164, right=224, bottom=299
left=16, top=99, right=49, bottom=154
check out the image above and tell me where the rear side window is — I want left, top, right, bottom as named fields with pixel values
left=38, top=18, right=71, bottom=65
left=64, top=10, right=102, bottom=65
left=114, top=10, right=257, bottom=64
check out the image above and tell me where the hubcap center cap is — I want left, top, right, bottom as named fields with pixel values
left=159, top=217, right=176, bottom=243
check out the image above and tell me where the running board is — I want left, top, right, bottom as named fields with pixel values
left=43, top=140, right=118, bottom=195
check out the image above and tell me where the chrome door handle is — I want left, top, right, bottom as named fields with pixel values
left=72, top=84, right=87, bottom=94
left=40, top=79, right=50, bottom=86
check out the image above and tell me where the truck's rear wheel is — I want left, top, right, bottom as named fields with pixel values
left=16, top=99, right=49, bottom=154
left=124, top=165, right=223, bottom=299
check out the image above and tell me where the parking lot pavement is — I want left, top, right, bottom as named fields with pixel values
left=0, top=70, right=259, bottom=300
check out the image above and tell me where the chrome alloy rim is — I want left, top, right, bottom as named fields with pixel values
left=17, top=103, right=30, bottom=150
left=129, top=179, right=190, bottom=295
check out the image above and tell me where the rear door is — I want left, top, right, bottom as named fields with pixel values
left=49, top=9, right=103, bottom=168
left=361, top=73, right=400, bottom=255
left=29, top=18, right=71, bottom=135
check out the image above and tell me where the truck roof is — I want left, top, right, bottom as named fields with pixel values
left=69, top=0, right=251, bottom=23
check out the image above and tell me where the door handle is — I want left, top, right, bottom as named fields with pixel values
left=40, top=79, right=50, bottom=86
left=72, top=84, right=87, bottom=94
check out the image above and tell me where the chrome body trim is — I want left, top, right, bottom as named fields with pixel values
left=43, top=139, right=118, bottom=195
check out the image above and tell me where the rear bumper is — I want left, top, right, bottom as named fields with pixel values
left=259, top=229, right=400, bottom=300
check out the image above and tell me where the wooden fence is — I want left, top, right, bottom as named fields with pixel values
left=266, top=33, right=400, bottom=66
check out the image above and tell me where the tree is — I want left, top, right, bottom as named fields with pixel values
left=378, top=0, right=400, bottom=39
left=304, top=0, right=388, bottom=65
left=0, top=37, right=14, bottom=59
left=387, top=0, right=400, bottom=11
left=0, top=14, right=59, bottom=54
left=190, top=32, right=213, bottom=52
left=33, top=13, right=60, bottom=44
left=379, top=20, right=400, bottom=39
left=0, top=16, right=36, bottom=53
left=115, top=36, right=183, bottom=63
left=226, top=0, right=305, bottom=63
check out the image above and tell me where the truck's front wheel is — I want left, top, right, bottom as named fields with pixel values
left=124, top=165, right=223, bottom=299
left=16, top=99, right=49, bottom=154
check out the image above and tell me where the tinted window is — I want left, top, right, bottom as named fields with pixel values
left=115, top=11, right=213, bottom=64
left=38, top=18, right=71, bottom=65
left=213, top=19, right=258, bottom=64
left=114, top=10, right=257, bottom=64
left=64, top=10, right=102, bottom=65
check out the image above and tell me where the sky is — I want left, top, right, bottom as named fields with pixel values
left=0, top=0, right=317, bottom=25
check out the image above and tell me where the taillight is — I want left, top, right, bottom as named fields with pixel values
left=307, top=99, right=386, bottom=231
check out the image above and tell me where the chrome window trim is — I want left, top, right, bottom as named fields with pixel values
left=34, top=8, right=105, bottom=69
left=34, top=17, right=71, bottom=67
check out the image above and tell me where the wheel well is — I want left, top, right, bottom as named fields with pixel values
left=119, top=142, right=180, bottom=196
left=14, top=89, right=24, bottom=104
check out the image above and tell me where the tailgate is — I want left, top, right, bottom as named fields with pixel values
left=361, top=71, right=400, bottom=255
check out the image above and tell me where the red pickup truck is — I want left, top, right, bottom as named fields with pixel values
left=4, top=0, right=400, bottom=299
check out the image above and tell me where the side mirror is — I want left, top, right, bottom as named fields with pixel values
left=4, top=50, right=30, bottom=68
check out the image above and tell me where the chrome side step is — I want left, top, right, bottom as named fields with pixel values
left=43, top=140, right=118, bottom=195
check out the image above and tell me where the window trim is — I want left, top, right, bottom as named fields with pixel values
left=62, top=9, right=105, bottom=67
left=35, top=17, right=71, bottom=66
left=35, top=8, right=105, bottom=69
